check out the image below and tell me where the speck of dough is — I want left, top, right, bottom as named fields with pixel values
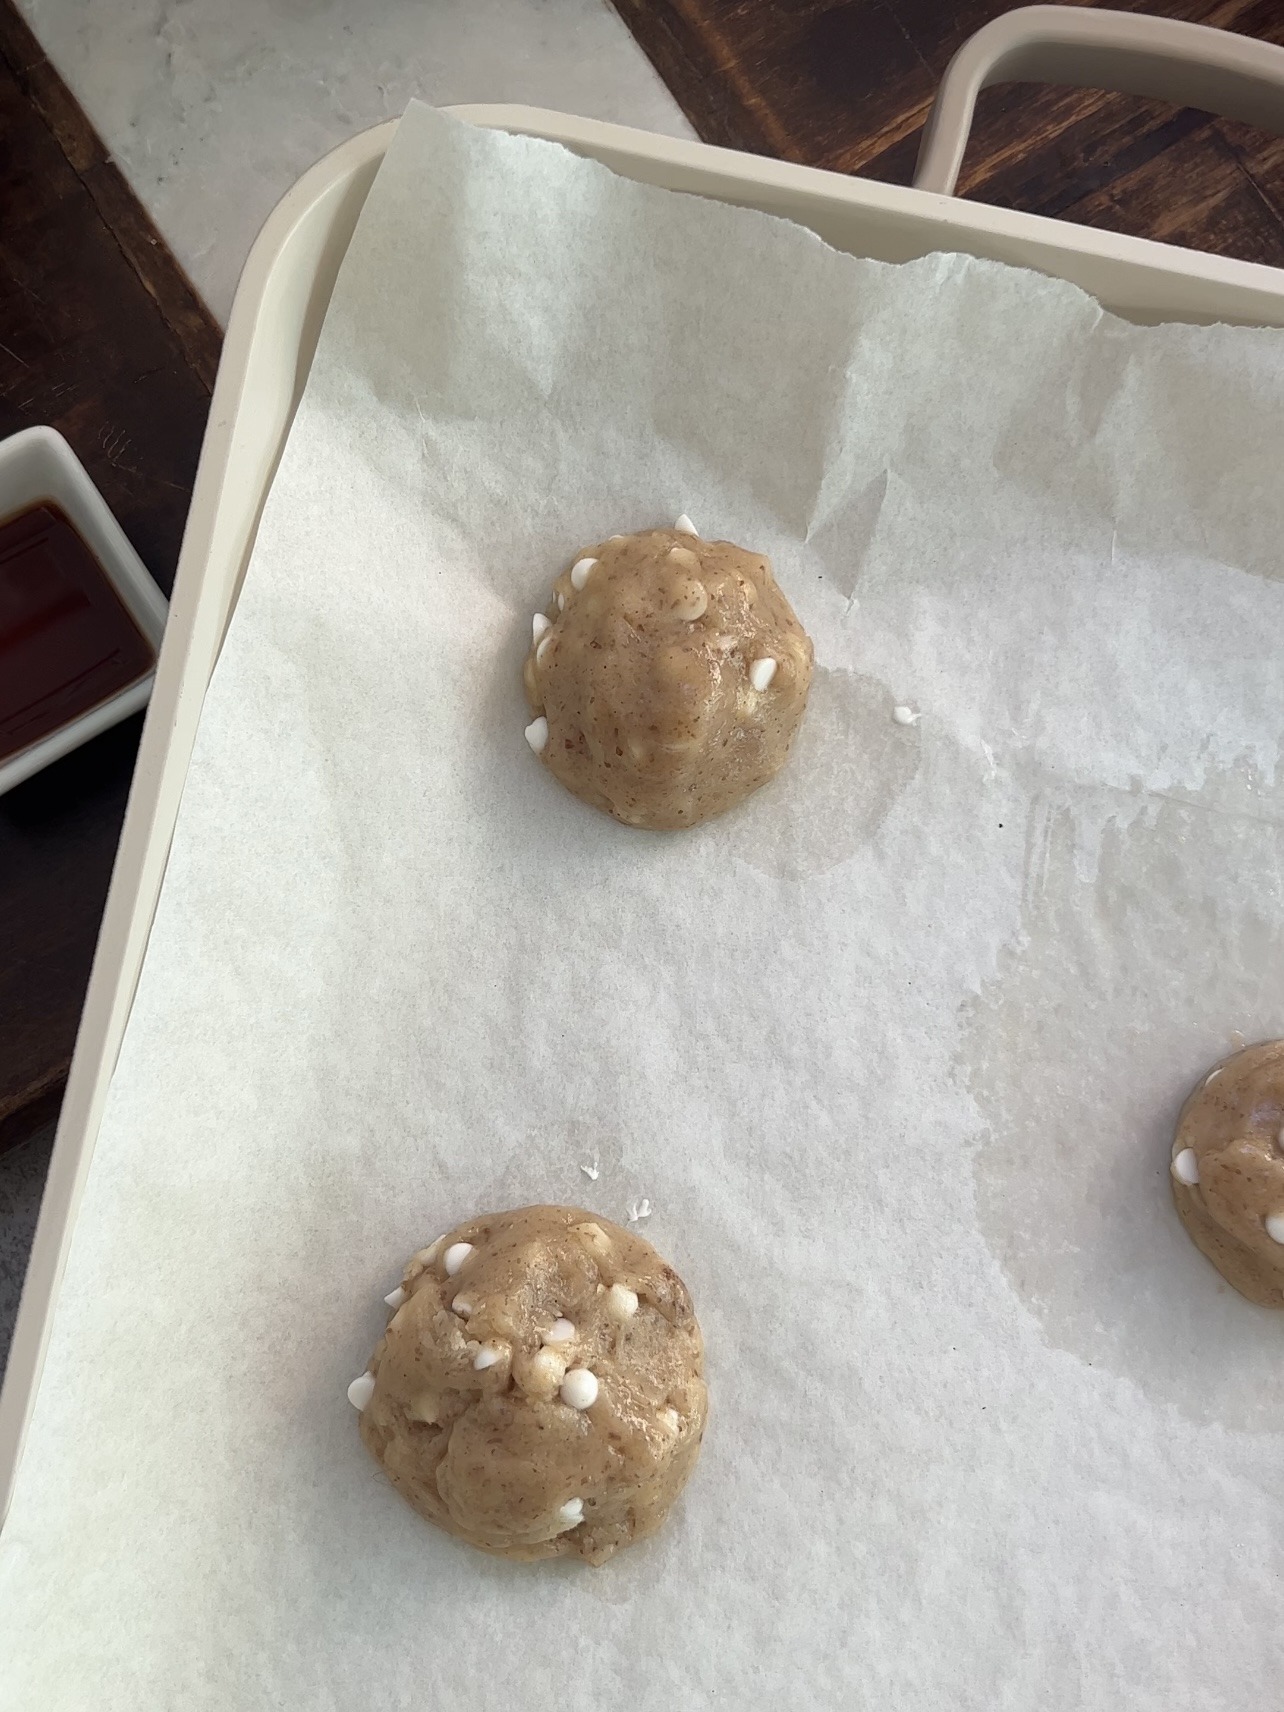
left=522, top=528, right=813, bottom=831
left=1169, top=1040, right=1284, bottom=1307
left=354, top=1205, right=708, bottom=1564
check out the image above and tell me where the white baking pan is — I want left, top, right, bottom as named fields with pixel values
left=5, top=3, right=1284, bottom=1525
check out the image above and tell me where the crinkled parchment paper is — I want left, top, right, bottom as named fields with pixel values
left=2, top=103, right=1282, bottom=1710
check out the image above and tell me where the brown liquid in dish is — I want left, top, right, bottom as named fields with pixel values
left=0, top=502, right=155, bottom=765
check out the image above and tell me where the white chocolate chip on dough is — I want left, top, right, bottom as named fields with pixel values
left=672, top=582, right=709, bottom=622
left=383, top=1286, right=407, bottom=1310
left=674, top=514, right=698, bottom=536
left=532, top=612, right=551, bottom=644
left=575, top=1221, right=612, bottom=1257
left=524, top=1346, right=570, bottom=1399
left=1171, top=1148, right=1200, bottom=1187
left=605, top=1284, right=638, bottom=1320
left=444, top=1242, right=475, bottom=1277
left=544, top=1318, right=576, bottom=1344
left=560, top=1368, right=599, bottom=1410
left=749, top=657, right=777, bottom=692
left=571, top=556, right=598, bottom=591
left=556, top=1498, right=584, bottom=1530
left=347, top=1372, right=376, bottom=1411
left=406, top=1390, right=442, bottom=1424
left=524, top=717, right=549, bottom=755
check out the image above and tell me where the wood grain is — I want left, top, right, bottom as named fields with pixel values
left=0, top=0, right=220, bottom=1153
left=612, top=0, right=1284, bottom=265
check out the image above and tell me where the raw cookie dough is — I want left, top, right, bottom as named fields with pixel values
left=522, top=522, right=814, bottom=830
left=350, top=1205, right=708, bottom=1564
left=1170, top=1040, right=1284, bottom=1307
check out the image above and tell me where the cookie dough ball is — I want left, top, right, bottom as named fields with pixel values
left=349, top=1206, right=707, bottom=1564
left=522, top=522, right=813, bottom=830
left=1170, top=1040, right=1284, bottom=1307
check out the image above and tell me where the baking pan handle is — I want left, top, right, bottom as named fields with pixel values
left=914, top=3, right=1284, bottom=195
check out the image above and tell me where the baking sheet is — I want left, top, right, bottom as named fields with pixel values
left=3, top=102, right=1283, bottom=1708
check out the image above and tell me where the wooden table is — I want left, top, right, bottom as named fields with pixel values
left=0, top=4, right=218, bottom=1152
left=2, top=0, right=1282, bottom=1156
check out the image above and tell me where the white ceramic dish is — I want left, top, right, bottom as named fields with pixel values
left=6, top=5, right=1284, bottom=1524
left=0, top=426, right=168, bottom=795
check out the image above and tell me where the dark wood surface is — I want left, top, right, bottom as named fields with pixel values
left=612, top=0, right=1284, bottom=265
left=4, top=0, right=1284, bottom=1158
left=0, top=0, right=220, bottom=1154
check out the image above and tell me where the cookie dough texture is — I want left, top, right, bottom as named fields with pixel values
left=357, top=1206, right=708, bottom=1564
left=1171, top=1040, right=1284, bottom=1307
left=523, top=527, right=813, bottom=830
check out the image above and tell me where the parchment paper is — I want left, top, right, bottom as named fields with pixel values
left=3, top=103, right=1283, bottom=1709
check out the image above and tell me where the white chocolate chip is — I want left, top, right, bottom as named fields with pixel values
left=532, top=612, right=551, bottom=644
left=556, top=1497, right=584, bottom=1530
left=544, top=1318, right=576, bottom=1344
left=472, top=1342, right=505, bottom=1370
left=1204, top=1066, right=1222, bottom=1085
left=406, top=1390, right=442, bottom=1424
left=667, top=545, right=700, bottom=570
left=659, top=1407, right=681, bottom=1435
left=674, top=514, right=698, bottom=536
left=560, top=1368, right=599, bottom=1410
left=525, top=1346, right=569, bottom=1398
left=605, top=1284, right=638, bottom=1320
left=607, top=533, right=624, bottom=541
left=383, top=1286, right=407, bottom=1310
left=575, top=1221, right=612, bottom=1256
left=452, top=1297, right=474, bottom=1318
left=524, top=717, right=549, bottom=755
left=749, top=657, right=777, bottom=692
left=672, top=582, right=709, bottom=622
left=1266, top=1213, right=1284, bottom=1244
left=571, top=555, right=598, bottom=590
left=892, top=705, right=920, bottom=726
left=347, top=1372, right=376, bottom=1411
left=536, top=633, right=553, bottom=665
left=627, top=1197, right=652, bottom=1224
left=1171, top=1148, right=1200, bottom=1186
left=443, top=1241, right=474, bottom=1277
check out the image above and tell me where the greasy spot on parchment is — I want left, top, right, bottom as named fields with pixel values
left=698, top=664, right=920, bottom=880
left=959, top=766, right=1284, bottom=1432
